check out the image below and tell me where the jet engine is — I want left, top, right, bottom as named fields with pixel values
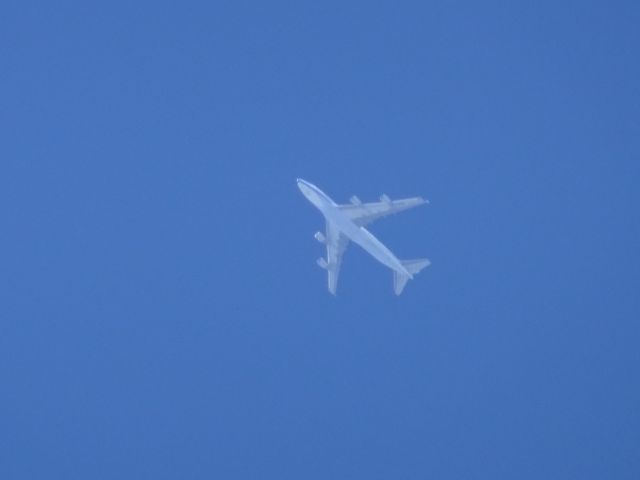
left=316, top=257, right=329, bottom=269
left=314, top=231, right=326, bottom=244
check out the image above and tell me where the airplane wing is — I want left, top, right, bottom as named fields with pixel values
left=339, top=195, right=428, bottom=227
left=325, top=220, right=349, bottom=295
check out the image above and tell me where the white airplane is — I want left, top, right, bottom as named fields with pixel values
left=297, top=179, right=430, bottom=295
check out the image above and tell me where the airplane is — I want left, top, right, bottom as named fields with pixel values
left=297, top=178, right=430, bottom=295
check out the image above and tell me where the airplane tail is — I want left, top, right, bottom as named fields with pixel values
left=393, top=258, right=431, bottom=295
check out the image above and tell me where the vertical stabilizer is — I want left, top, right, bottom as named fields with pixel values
left=393, top=258, right=431, bottom=295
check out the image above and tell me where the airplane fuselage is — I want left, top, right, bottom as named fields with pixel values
left=297, top=179, right=412, bottom=277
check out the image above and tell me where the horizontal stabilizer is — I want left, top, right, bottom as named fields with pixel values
left=402, top=258, right=431, bottom=275
left=393, top=258, right=431, bottom=295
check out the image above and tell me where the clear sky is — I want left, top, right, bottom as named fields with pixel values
left=1, top=1, right=639, bottom=478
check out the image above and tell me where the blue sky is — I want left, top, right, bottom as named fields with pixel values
left=1, top=1, right=639, bottom=478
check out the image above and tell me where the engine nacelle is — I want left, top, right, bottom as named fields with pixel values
left=316, top=257, right=329, bottom=269
left=350, top=195, right=362, bottom=205
left=314, top=231, right=326, bottom=244
left=380, top=194, right=391, bottom=203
